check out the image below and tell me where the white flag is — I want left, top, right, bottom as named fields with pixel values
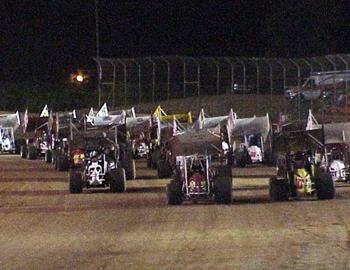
left=173, top=118, right=177, bottom=135
left=96, top=103, right=109, bottom=117
left=23, top=109, right=28, bottom=132
left=48, top=110, right=54, bottom=132
left=306, top=109, right=320, bottom=130
left=72, top=109, right=77, bottom=119
left=131, top=107, right=136, bottom=118
left=198, top=108, right=205, bottom=129
left=16, top=111, right=21, bottom=125
left=40, top=105, right=49, bottom=117
left=227, top=109, right=235, bottom=144
left=86, top=107, right=95, bottom=124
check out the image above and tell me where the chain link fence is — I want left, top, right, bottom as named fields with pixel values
left=95, top=54, right=350, bottom=118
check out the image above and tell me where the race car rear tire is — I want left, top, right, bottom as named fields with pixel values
left=57, top=154, right=69, bottom=171
left=15, top=140, right=23, bottom=154
left=27, top=145, right=37, bottom=160
left=51, top=149, right=57, bottom=165
left=157, top=160, right=172, bottom=178
left=216, top=165, right=232, bottom=177
left=151, top=149, right=161, bottom=169
left=69, top=169, right=83, bottom=194
left=263, top=151, right=275, bottom=166
left=20, top=145, right=27, bottom=159
left=54, top=153, right=59, bottom=170
left=315, top=173, right=335, bottom=200
left=214, top=175, right=232, bottom=204
left=45, top=150, right=52, bottom=163
left=236, top=157, right=246, bottom=168
left=166, top=180, right=183, bottom=205
left=227, top=153, right=235, bottom=167
left=109, top=168, right=126, bottom=193
left=147, top=154, right=152, bottom=168
left=269, top=177, right=289, bottom=201
left=122, top=155, right=136, bottom=180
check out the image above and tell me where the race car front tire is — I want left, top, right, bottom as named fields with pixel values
left=166, top=180, right=183, bottom=205
left=69, top=169, right=83, bottom=194
left=269, top=177, right=289, bottom=201
left=214, top=175, right=232, bottom=204
left=109, top=168, right=126, bottom=193
left=315, top=173, right=335, bottom=200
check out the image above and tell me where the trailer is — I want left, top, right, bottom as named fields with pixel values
left=0, top=112, right=21, bottom=153
left=285, top=70, right=350, bottom=101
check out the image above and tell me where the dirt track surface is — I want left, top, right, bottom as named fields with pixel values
left=0, top=155, right=350, bottom=270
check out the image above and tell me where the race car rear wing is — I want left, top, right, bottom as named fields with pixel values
left=306, top=109, right=350, bottom=144
left=273, top=128, right=325, bottom=154
left=168, top=128, right=222, bottom=157
left=152, top=105, right=192, bottom=124
left=151, top=105, right=192, bottom=144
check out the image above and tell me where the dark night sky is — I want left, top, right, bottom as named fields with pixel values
left=1, top=0, right=349, bottom=84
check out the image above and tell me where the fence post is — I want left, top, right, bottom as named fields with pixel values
left=182, top=58, right=186, bottom=98
left=276, top=59, right=287, bottom=90
left=211, top=58, right=220, bottom=95
left=146, top=58, right=156, bottom=103
left=107, top=59, right=116, bottom=108
left=161, top=56, right=170, bottom=100
left=300, top=58, right=314, bottom=110
left=325, top=55, right=338, bottom=106
left=115, top=59, right=127, bottom=106
left=301, top=58, right=313, bottom=74
left=224, top=57, right=235, bottom=94
left=289, top=59, right=301, bottom=120
left=311, top=57, right=324, bottom=72
left=235, top=57, right=246, bottom=96
left=249, top=58, right=260, bottom=108
left=190, top=57, right=200, bottom=97
left=263, top=59, right=273, bottom=107
left=336, top=54, right=349, bottom=121
left=131, top=59, right=142, bottom=104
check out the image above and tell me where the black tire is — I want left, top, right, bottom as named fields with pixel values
left=227, top=152, right=235, bottom=167
left=151, top=149, right=161, bottom=169
left=57, top=154, right=69, bottom=171
left=216, top=165, right=232, bottom=177
left=51, top=149, right=57, bottom=165
left=45, top=150, right=52, bottom=163
left=20, top=145, right=27, bottom=159
left=269, top=177, right=289, bottom=201
left=263, top=151, right=275, bottom=166
left=69, top=169, right=83, bottom=194
left=315, top=172, right=335, bottom=200
left=122, top=155, right=136, bottom=180
left=236, top=157, right=246, bottom=168
left=15, top=140, right=23, bottom=154
left=56, top=154, right=61, bottom=170
left=54, top=153, right=59, bottom=170
left=166, top=180, right=183, bottom=205
left=157, top=160, right=172, bottom=178
left=27, top=145, right=37, bottom=160
left=147, top=154, right=152, bottom=168
left=109, top=168, right=126, bottom=193
left=214, top=175, right=232, bottom=204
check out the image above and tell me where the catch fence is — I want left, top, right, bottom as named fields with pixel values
left=95, top=54, right=350, bottom=118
